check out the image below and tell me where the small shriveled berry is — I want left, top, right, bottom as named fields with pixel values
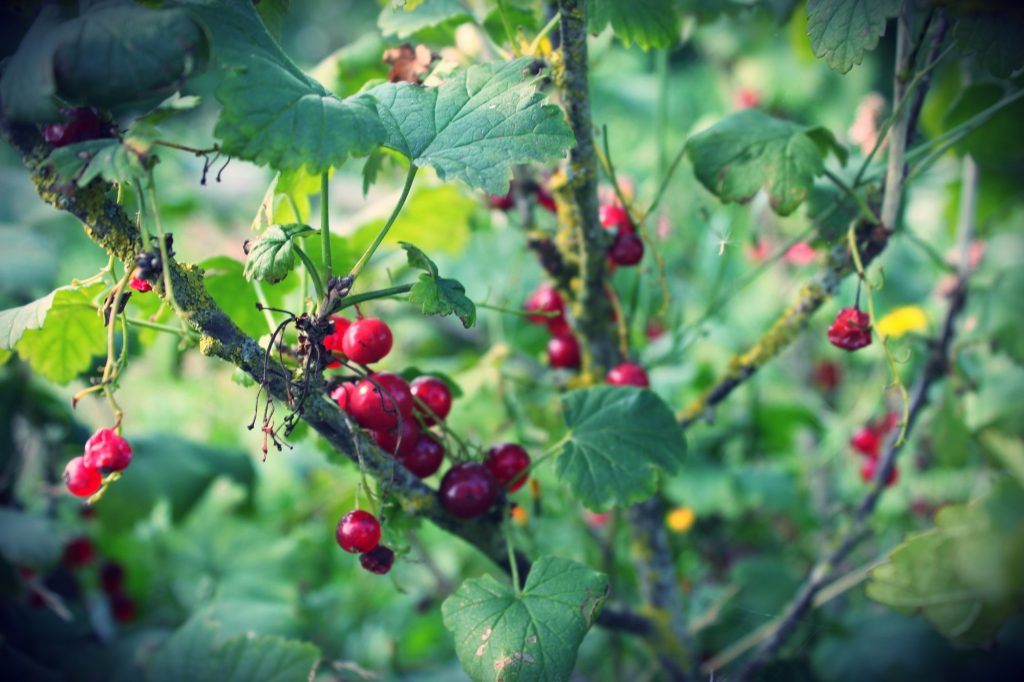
left=608, top=230, right=644, bottom=266
left=62, top=536, right=95, bottom=568
left=373, top=418, right=421, bottom=457
left=524, top=283, right=564, bottom=325
left=860, top=458, right=898, bottom=487
left=410, top=375, right=452, bottom=424
left=348, top=373, right=413, bottom=431
left=399, top=434, right=445, bottom=478
left=439, top=462, right=498, bottom=518
left=813, top=360, right=841, bottom=391
left=547, top=335, right=580, bottom=369
left=64, top=457, right=102, bottom=497
left=360, top=545, right=395, bottom=575
left=827, top=307, right=872, bottom=351
left=606, top=362, right=650, bottom=387
left=129, top=277, right=152, bottom=293
left=485, top=443, right=531, bottom=492
left=341, top=317, right=393, bottom=365
left=83, top=428, right=132, bottom=472
left=335, top=510, right=382, bottom=554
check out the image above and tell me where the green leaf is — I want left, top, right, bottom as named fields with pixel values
left=0, top=290, right=58, bottom=350
left=12, top=284, right=106, bottom=385
left=0, top=5, right=64, bottom=122
left=181, top=0, right=385, bottom=173
left=0, top=508, right=63, bottom=567
left=409, top=275, right=477, bottom=328
left=441, top=556, right=608, bottom=682
left=46, top=137, right=153, bottom=188
left=200, top=256, right=271, bottom=339
left=367, top=58, right=573, bottom=194
left=378, top=0, right=472, bottom=38
left=687, top=109, right=846, bottom=216
left=147, top=616, right=319, bottom=682
left=255, top=0, right=290, bottom=40
left=556, top=386, right=686, bottom=511
left=588, top=0, right=680, bottom=50
left=954, top=13, right=1024, bottom=79
left=243, top=224, right=314, bottom=283
left=400, top=241, right=440, bottom=278
left=806, top=0, right=900, bottom=74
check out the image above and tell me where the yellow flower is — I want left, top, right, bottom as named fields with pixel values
left=666, top=506, right=695, bottom=533
left=876, top=306, right=928, bottom=338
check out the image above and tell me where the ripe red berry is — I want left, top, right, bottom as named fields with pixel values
left=485, top=443, right=531, bottom=492
left=330, top=382, right=355, bottom=411
left=860, top=458, right=898, bottom=487
left=608, top=230, right=644, bottom=266
left=547, top=335, right=581, bottom=369
left=83, top=428, right=132, bottom=472
left=439, top=462, right=498, bottom=518
left=41, top=108, right=108, bottom=148
left=410, top=375, right=452, bottom=424
left=827, top=307, right=872, bottom=351
left=877, top=411, right=901, bottom=435
left=129, top=277, right=152, bottom=293
left=64, top=457, right=102, bottom=497
left=62, top=536, right=95, bottom=568
left=335, top=510, right=382, bottom=554
left=348, top=373, right=413, bottom=431
left=524, top=283, right=564, bottom=325
left=341, top=317, right=393, bottom=365
left=323, top=315, right=351, bottom=353
left=398, top=434, right=445, bottom=478
left=606, top=362, right=650, bottom=387
left=360, top=545, right=395, bottom=574
left=813, top=360, right=841, bottom=391
left=850, top=427, right=881, bottom=458
left=599, top=203, right=631, bottom=230
left=109, top=591, right=136, bottom=623
left=546, top=314, right=572, bottom=337
left=373, top=417, right=421, bottom=457
left=100, top=562, right=125, bottom=594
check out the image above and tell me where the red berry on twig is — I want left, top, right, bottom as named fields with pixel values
left=341, top=318, right=393, bottom=365
left=439, top=463, right=498, bottom=518
left=547, top=335, right=581, bottom=369
left=608, top=230, right=644, bottom=266
left=348, top=373, right=413, bottom=431
left=827, top=307, right=872, bottom=351
left=64, top=457, right=102, bottom=497
left=606, top=362, right=650, bottom=387
left=360, top=545, right=395, bottom=574
left=485, top=443, right=531, bottom=492
left=410, top=375, right=452, bottom=424
left=83, top=428, right=132, bottom=472
left=399, top=433, right=445, bottom=478
left=335, top=510, right=382, bottom=554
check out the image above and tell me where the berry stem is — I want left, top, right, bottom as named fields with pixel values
left=124, top=316, right=199, bottom=338
left=251, top=280, right=279, bottom=335
left=336, top=283, right=414, bottom=310
left=143, top=171, right=182, bottom=316
left=347, top=165, right=418, bottom=283
left=291, top=243, right=325, bottom=302
left=528, top=10, right=561, bottom=55
left=320, top=171, right=333, bottom=290
left=504, top=520, right=522, bottom=595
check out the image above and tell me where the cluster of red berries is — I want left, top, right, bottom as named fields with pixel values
left=524, top=283, right=581, bottom=369
left=63, top=428, right=133, bottom=498
left=335, top=509, right=395, bottom=575
left=599, top=203, right=644, bottom=268
left=828, top=307, right=872, bottom=351
left=850, top=412, right=900, bottom=486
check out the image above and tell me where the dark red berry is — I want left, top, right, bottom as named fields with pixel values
left=546, top=314, right=572, bottom=337
left=877, top=412, right=901, bottom=434
left=323, top=315, right=351, bottom=353
left=83, top=428, right=132, bottom=472
left=100, top=562, right=125, bottom=594
left=439, top=462, right=498, bottom=518
left=373, top=417, right=421, bottom=457
left=41, top=108, right=107, bottom=148
left=64, top=457, right=102, bottom=497
left=335, top=510, right=382, bottom=554
left=547, top=335, right=581, bottom=369
left=331, top=383, right=354, bottom=411
left=860, top=458, right=898, bottom=487
left=487, top=190, right=515, bottom=211
left=109, top=591, right=136, bottom=623
left=360, top=545, right=395, bottom=575
left=599, top=203, right=632, bottom=230
left=129, top=277, right=152, bottom=293
left=341, top=317, right=393, bottom=365
left=608, top=230, right=644, bottom=266
left=813, top=360, right=841, bottom=391
left=827, top=307, right=872, bottom=351
left=485, top=443, right=531, bottom=492
left=524, top=283, right=564, bottom=325
left=348, top=373, right=413, bottom=431
left=62, top=536, right=95, bottom=568
left=606, top=362, right=650, bottom=387
left=850, top=427, right=880, bottom=458
left=398, top=434, right=445, bottom=478
left=536, top=186, right=557, bottom=213
left=410, top=375, right=452, bottom=424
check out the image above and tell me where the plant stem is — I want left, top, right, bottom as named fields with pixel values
left=347, top=165, right=418, bottom=282
left=528, top=11, right=561, bottom=55
left=125, top=316, right=198, bottom=338
left=505, top=521, right=522, bottom=594
left=495, top=0, right=518, bottom=52
left=647, top=140, right=688, bottom=218
left=251, top=280, right=279, bottom=334
left=293, top=244, right=325, bottom=301
left=320, top=171, right=332, bottom=286
left=822, top=168, right=877, bottom=223
left=337, top=283, right=414, bottom=310
left=879, top=3, right=915, bottom=231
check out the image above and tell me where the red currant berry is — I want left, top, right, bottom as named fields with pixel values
left=546, top=314, right=572, bottom=337
left=485, top=443, right=531, bottom=492
left=398, top=434, right=445, bottom=478
left=100, top=562, right=125, bottom=594
left=62, top=536, right=95, bottom=568
left=524, top=283, right=564, bottom=325
left=599, top=203, right=631, bottom=230
left=606, top=362, right=650, bottom=387
left=323, top=315, right=351, bottom=354
left=109, top=591, right=136, bottom=622
left=42, top=108, right=108, bottom=148
left=827, top=307, right=872, bottom=351
left=335, top=510, right=382, bottom=554
left=410, top=375, right=452, bottom=424
left=536, top=186, right=557, bottom=213
left=850, top=427, right=881, bottom=458
left=341, top=317, right=393, bottom=365
left=373, top=417, right=421, bottom=457
left=608, top=230, right=644, bottom=266
left=439, top=462, right=498, bottom=518
left=860, top=458, right=898, bottom=487
left=128, top=277, right=152, bottom=293
left=348, top=373, right=413, bottom=431
left=83, top=428, right=132, bottom=472
left=487, top=190, right=515, bottom=211
left=877, top=411, right=901, bottom=435
left=64, top=457, right=102, bottom=497
left=813, top=360, right=841, bottom=391
left=330, top=382, right=355, bottom=412
left=547, top=335, right=581, bottom=369
left=360, top=545, right=395, bottom=575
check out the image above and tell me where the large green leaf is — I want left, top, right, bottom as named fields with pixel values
left=0, top=290, right=59, bottom=350
left=378, top=0, right=472, bottom=38
left=243, top=224, right=314, bottom=283
left=0, top=508, right=63, bottom=567
left=441, top=556, right=608, bottom=682
left=867, top=478, right=1024, bottom=645
left=687, top=109, right=846, bottom=216
left=181, top=0, right=385, bottom=173
left=367, top=58, right=574, bottom=194
left=588, top=0, right=680, bottom=50
left=147, top=616, right=319, bottom=682
left=0, top=5, right=64, bottom=122
left=806, top=0, right=900, bottom=74
left=556, top=386, right=686, bottom=511
left=954, top=12, right=1024, bottom=79
left=12, top=284, right=106, bottom=385
left=401, top=242, right=476, bottom=328
left=46, top=135, right=154, bottom=188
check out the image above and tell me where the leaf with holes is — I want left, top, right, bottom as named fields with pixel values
left=367, top=58, right=573, bottom=194
left=687, top=109, right=846, bottom=216
left=806, top=0, right=900, bottom=74
left=243, top=224, right=315, bottom=283
left=442, top=556, right=608, bottom=682
left=588, top=0, right=680, bottom=50
left=556, top=386, right=686, bottom=511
